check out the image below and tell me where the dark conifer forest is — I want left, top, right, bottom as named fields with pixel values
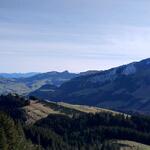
left=0, top=94, right=150, bottom=150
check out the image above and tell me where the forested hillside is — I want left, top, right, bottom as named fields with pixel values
left=0, top=112, right=38, bottom=150
left=0, top=94, right=150, bottom=149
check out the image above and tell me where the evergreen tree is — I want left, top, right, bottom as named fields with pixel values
left=0, top=127, right=8, bottom=150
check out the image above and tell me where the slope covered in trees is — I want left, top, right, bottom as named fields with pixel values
left=0, top=94, right=150, bottom=150
left=0, top=112, right=38, bottom=150
left=0, top=94, right=29, bottom=121
left=24, top=113, right=150, bottom=150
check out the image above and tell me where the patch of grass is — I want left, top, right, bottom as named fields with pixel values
left=108, top=140, right=150, bottom=150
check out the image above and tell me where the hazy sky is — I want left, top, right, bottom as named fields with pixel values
left=0, top=0, right=150, bottom=72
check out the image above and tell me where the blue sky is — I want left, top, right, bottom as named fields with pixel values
left=0, top=0, right=150, bottom=72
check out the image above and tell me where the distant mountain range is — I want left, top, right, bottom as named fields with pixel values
left=2, top=58, right=150, bottom=114
left=0, top=72, right=39, bottom=78
left=34, top=58, right=150, bottom=114
left=0, top=71, right=78, bottom=95
left=0, top=70, right=101, bottom=95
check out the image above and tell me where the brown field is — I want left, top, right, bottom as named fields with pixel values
left=23, top=100, right=129, bottom=124
left=111, top=140, right=150, bottom=150
left=23, top=100, right=62, bottom=124
left=57, top=101, right=127, bottom=115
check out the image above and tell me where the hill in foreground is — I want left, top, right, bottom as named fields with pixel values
left=1, top=94, right=150, bottom=150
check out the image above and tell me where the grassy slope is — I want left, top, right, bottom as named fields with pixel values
left=57, top=101, right=125, bottom=115
left=23, top=101, right=61, bottom=124
left=23, top=100, right=127, bottom=124
left=110, top=140, right=150, bottom=150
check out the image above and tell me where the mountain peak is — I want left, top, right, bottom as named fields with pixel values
left=122, top=63, right=136, bottom=75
